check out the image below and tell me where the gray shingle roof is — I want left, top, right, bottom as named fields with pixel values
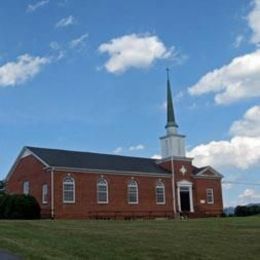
left=27, top=146, right=170, bottom=175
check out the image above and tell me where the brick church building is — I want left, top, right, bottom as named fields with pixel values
left=6, top=72, right=223, bottom=219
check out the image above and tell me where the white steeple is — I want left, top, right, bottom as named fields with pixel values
left=160, top=69, right=186, bottom=159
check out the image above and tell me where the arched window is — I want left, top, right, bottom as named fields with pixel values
left=23, top=181, right=29, bottom=195
left=156, top=180, right=165, bottom=204
left=97, top=178, right=108, bottom=203
left=63, top=176, right=75, bottom=203
left=128, top=179, right=138, bottom=204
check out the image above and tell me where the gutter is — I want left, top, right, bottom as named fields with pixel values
left=171, top=156, right=177, bottom=218
left=51, top=167, right=55, bottom=219
left=51, top=166, right=171, bottom=178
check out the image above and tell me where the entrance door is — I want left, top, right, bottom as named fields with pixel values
left=180, top=187, right=190, bottom=212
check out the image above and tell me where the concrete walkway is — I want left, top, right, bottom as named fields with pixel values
left=0, top=251, right=22, bottom=260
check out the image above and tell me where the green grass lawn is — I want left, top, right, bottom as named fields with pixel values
left=0, top=216, right=259, bottom=260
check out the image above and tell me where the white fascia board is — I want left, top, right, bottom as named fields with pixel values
left=195, top=166, right=223, bottom=178
left=52, top=166, right=171, bottom=178
left=5, top=147, right=50, bottom=182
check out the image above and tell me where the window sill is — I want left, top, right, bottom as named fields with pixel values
left=63, top=201, right=76, bottom=204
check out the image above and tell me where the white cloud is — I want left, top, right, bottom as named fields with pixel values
left=49, top=41, right=66, bottom=61
left=160, top=101, right=167, bottom=111
left=189, top=1, right=260, bottom=104
left=57, top=0, right=69, bottom=7
left=27, top=0, right=49, bottom=12
left=129, top=144, right=145, bottom=151
left=248, top=0, right=260, bottom=45
left=113, top=147, right=123, bottom=154
left=151, top=154, right=161, bottom=159
left=0, top=54, right=50, bottom=87
left=238, top=188, right=260, bottom=205
left=175, top=91, right=184, bottom=102
left=161, top=91, right=184, bottom=110
left=49, top=41, right=61, bottom=50
left=188, top=50, right=260, bottom=104
left=233, top=35, right=244, bottom=48
left=98, top=33, right=173, bottom=73
left=230, top=105, right=260, bottom=137
left=187, top=106, right=260, bottom=170
left=222, top=183, right=233, bottom=190
left=188, top=136, right=260, bottom=169
left=70, top=33, right=88, bottom=49
left=55, top=15, right=76, bottom=28
left=113, top=144, right=145, bottom=154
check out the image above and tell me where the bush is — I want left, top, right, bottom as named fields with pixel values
left=0, top=194, right=41, bottom=219
left=0, top=193, right=8, bottom=218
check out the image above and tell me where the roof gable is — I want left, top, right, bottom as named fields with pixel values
left=6, top=147, right=50, bottom=181
left=193, top=166, right=223, bottom=179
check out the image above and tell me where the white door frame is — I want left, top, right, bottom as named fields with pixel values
left=177, top=180, right=194, bottom=212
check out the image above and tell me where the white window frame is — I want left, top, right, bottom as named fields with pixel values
left=63, top=176, right=75, bottom=204
left=155, top=181, right=166, bottom=205
left=42, top=184, right=48, bottom=204
left=206, top=188, right=214, bottom=204
left=23, top=181, right=29, bottom=195
left=97, top=178, right=108, bottom=204
left=128, top=179, right=138, bottom=204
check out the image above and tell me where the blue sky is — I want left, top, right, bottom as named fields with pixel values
left=0, top=0, right=260, bottom=207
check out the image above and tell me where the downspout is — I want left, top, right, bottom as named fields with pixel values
left=51, top=167, right=55, bottom=219
left=171, top=156, right=177, bottom=218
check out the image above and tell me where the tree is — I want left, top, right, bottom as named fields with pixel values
left=235, top=205, right=260, bottom=217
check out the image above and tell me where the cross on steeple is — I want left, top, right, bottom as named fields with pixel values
left=165, top=68, right=178, bottom=129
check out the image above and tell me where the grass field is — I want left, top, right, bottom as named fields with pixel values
left=0, top=216, right=259, bottom=260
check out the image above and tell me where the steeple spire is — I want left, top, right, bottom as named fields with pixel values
left=160, top=69, right=185, bottom=158
left=165, top=68, right=178, bottom=129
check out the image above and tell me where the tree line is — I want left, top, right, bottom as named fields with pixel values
left=234, top=205, right=260, bottom=217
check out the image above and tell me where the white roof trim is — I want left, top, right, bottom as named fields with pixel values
left=21, top=149, right=32, bottom=158
left=195, top=166, right=223, bottom=178
left=5, top=147, right=50, bottom=182
left=53, top=166, right=171, bottom=178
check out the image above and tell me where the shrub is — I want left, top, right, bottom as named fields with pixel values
left=0, top=194, right=41, bottom=219
left=0, top=193, right=8, bottom=218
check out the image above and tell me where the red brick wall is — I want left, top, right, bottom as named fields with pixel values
left=6, top=155, right=223, bottom=219
left=6, top=155, right=51, bottom=217
left=159, top=159, right=223, bottom=217
left=53, top=171, right=174, bottom=219
left=193, top=178, right=223, bottom=216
